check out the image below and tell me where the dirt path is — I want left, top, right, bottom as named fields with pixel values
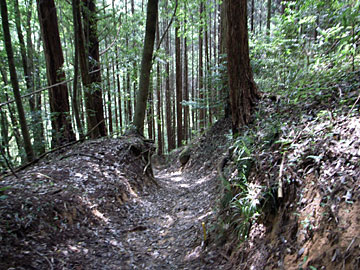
left=1, top=128, right=232, bottom=270
left=104, top=168, right=225, bottom=269
left=47, top=167, right=226, bottom=270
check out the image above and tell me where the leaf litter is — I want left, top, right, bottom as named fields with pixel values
left=0, top=127, right=231, bottom=269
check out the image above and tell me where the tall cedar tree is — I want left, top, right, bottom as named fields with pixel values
left=72, top=0, right=84, bottom=137
left=0, top=0, right=35, bottom=162
left=134, top=0, right=158, bottom=135
left=156, top=17, right=163, bottom=154
left=37, top=0, right=76, bottom=147
left=226, top=0, right=259, bottom=133
left=198, top=2, right=205, bottom=130
left=175, top=18, right=183, bottom=147
left=83, top=0, right=107, bottom=137
left=74, top=0, right=98, bottom=138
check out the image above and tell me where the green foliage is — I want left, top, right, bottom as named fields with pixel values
left=219, top=131, right=274, bottom=241
left=250, top=0, right=360, bottom=107
left=0, top=186, right=11, bottom=200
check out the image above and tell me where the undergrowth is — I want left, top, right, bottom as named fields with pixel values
left=217, top=1, right=359, bottom=244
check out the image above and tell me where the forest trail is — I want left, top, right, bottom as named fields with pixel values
left=0, top=121, right=232, bottom=270
left=103, top=167, right=225, bottom=270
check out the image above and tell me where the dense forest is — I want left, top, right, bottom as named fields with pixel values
left=0, top=0, right=359, bottom=269
left=0, top=0, right=358, bottom=166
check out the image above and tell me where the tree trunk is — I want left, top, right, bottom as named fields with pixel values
left=251, top=0, right=255, bottom=32
left=133, top=0, right=158, bottom=135
left=226, top=0, right=259, bottom=133
left=156, top=18, right=163, bottom=155
left=183, top=34, right=189, bottom=143
left=199, top=2, right=205, bottom=130
left=83, top=0, right=106, bottom=137
left=37, top=0, right=76, bottom=147
left=75, top=0, right=100, bottom=138
left=175, top=18, right=183, bottom=147
left=125, top=0, right=132, bottom=125
left=25, top=0, right=46, bottom=154
left=267, top=0, right=271, bottom=35
left=72, top=0, right=84, bottom=138
left=165, top=29, right=174, bottom=151
left=0, top=67, right=25, bottom=163
left=220, top=1, right=231, bottom=118
left=1, top=0, right=35, bottom=162
left=116, top=46, right=123, bottom=130
left=14, top=0, right=46, bottom=154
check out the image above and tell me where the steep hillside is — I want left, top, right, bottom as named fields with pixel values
left=217, top=73, right=360, bottom=270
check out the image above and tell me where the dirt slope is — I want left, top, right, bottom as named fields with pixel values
left=219, top=82, right=360, bottom=270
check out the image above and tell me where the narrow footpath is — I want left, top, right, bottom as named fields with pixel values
left=101, top=167, right=226, bottom=269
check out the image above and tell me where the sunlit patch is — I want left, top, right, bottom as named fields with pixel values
left=184, top=245, right=202, bottom=261
left=170, top=174, right=183, bottom=182
left=195, top=176, right=209, bottom=185
left=92, top=209, right=109, bottom=223
left=197, top=210, right=212, bottom=221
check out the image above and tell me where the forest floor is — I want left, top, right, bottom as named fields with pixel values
left=0, top=120, right=231, bottom=270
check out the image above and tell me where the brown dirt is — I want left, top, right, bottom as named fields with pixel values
left=0, top=128, right=231, bottom=270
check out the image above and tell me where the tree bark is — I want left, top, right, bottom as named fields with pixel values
left=267, top=0, right=271, bottom=35
left=72, top=0, right=84, bottom=138
left=133, top=0, right=158, bottom=135
left=199, top=2, right=205, bottom=131
left=175, top=18, right=182, bottom=147
left=83, top=0, right=107, bottom=137
left=226, top=0, right=259, bottom=133
left=220, top=1, right=231, bottom=118
left=1, top=0, right=35, bottom=162
left=251, top=0, right=255, bottom=32
left=183, top=33, right=189, bottom=143
left=37, top=0, right=76, bottom=147
left=25, top=0, right=46, bottom=154
left=156, top=17, right=163, bottom=155
left=0, top=67, right=25, bottom=163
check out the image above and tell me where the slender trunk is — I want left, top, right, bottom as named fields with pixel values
left=112, top=61, right=119, bottom=132
left=156, top=17, right=163, bottom=155
left=259, top=1, right=262, bottom=32
left=175, top=18, right=182, bottom=147
left=133, top=0, right=158, bottom=135
left=125, top=0, right=132, bottom=124
left=191, top=22, right=196, bottom=133
left=165, top=12, right=174, bottom=151
left=116, top=47, right=123, bottom=130
left=199, top=2, right=204, bottom=130
left=1, top=0, right=35, bottom=161
left=76, top=0, right=99, bottom=138
left=220, top=1, right=230, bottom=118
left=0, top=68, right=25, bottom=162
left=205, top=15, right=212, bottom=126
left=72, top=0, right=84, bottom=138
left=267, top=0, right=271, bottom=35
left=251, top=0, right=255, bottom=32
left=0, top=109, right=11, bottom=166
left=83, top=0, right=106, bottom=137
left=183, top=36, right=189, bottom=143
